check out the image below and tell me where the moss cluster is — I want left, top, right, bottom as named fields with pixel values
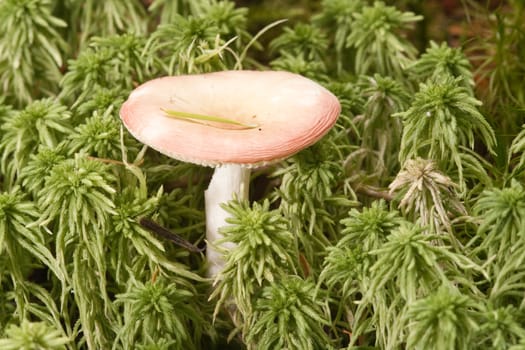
left=0, top=0, right=525, bottom=349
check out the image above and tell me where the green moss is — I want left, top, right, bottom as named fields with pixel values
left=0, top=0, right=524, bottom=349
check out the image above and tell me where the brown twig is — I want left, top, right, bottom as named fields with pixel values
left=355, top=184, right=393, bottom=201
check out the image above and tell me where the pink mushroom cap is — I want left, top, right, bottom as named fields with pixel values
left=120, top=70, right=341, bottom=167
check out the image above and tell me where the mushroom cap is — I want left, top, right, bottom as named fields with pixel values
left=120, top=70, right=341, bottom=167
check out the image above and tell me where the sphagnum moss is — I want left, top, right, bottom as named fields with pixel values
left=210, top=199, right=297, bottom=318
left=0, top=1, right=524, bottom=349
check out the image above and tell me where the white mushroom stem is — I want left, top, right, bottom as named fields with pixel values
left=205, top=164, right=250, bottom=278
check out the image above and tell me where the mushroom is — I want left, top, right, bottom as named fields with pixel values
left=119, top=70, right=340, bottom=277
